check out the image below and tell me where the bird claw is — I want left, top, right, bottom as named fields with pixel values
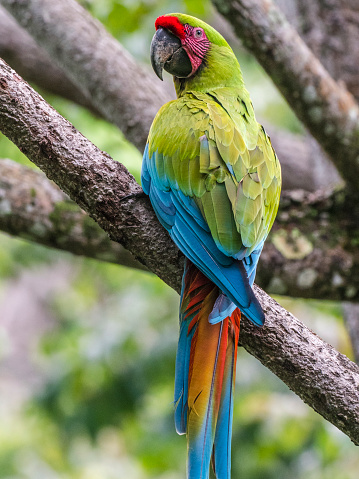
left=118, top=190, right=147, bottom=203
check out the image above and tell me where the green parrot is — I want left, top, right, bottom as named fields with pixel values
left=141, top=13, right=281, bottom=479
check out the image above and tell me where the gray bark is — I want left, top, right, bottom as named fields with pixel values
left=0, top=58, right=182, bottom=290
left=0, top=0, right=173, bottom=151
left=244, top=285, right=359, bottom=444
left=258, top=188, right=359, bottom=302
left=1, top=58, right=359, bottom=444
left=0, top=0, right=358, bottom=301
left=0, top=5, right=97, bottom=111
left=281, top=0, right=359, bottom=367
left=276, top=0, right=359, bottom=193
left=268, top=128, right=341, bottom=191
left=292, top=0, right=359, bottom=102
left=0, top=158, right=145, bottom=270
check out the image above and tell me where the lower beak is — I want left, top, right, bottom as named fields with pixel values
left=150, top=27, right=192, bottom=80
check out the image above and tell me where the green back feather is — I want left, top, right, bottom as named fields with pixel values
left=148, top=15, right=281, bottom=256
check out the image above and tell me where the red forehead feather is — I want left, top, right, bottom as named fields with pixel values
left=155, top=15, right=185, bottom=40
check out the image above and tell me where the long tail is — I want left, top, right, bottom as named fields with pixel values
left=175, top=260, right=240, bottom=479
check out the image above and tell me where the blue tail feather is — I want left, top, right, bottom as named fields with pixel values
left=174, top=261, right=240, bottom=479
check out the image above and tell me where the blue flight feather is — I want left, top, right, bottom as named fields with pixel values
left=142, top=149, right=264, bottom=326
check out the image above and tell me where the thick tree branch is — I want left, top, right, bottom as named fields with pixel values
left=0, top=0, right=173, bottom=152
left=244, top=285, right=359, bottom=443
left=267, top=128, right=341, bottom=191
left=0, top=58, right=358, bottom=444
left=275, top=0, right=359, bottom=364
left=258, top=188, right=359, bottom=302
left=0, top=5, right=98, bottom=112
left=0, top=158, right=145, bottom=270
left=0, top=0, right=352, bottom=301
left=213, top=0, right=359, bottom=191
left=288, top=0, right=359, bottom=103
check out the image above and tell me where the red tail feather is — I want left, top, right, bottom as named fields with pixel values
left=177, top=260, right=241, bottom=478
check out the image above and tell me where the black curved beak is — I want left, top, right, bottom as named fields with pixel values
left=150, top=27, right=192, bottom=80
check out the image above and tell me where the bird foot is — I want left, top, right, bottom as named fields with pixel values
left=118, top=190, right=147, bottom=203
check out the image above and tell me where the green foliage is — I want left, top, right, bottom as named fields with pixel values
left=47, top=96, right=143, bottom=182
left=85, top=0, right=211, bottom=61
left=241, top=55, right=304, bottom=134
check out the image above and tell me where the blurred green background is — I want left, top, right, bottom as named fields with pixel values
left=0, top=1, right=357, bottom=478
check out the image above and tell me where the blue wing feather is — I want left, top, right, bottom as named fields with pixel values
left=208, top=294, right=236, bottom=325
left=142, top=148, right=264, bottom=326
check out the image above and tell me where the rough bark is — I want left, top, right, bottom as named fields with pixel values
left=0, top=158, right=145, bottom=270
left=268, top=128, right=341, bottom=191
left=213, top=0, right=359, bottom=191
left=1, top=58, right=359, bottom=444
left=0, top=0, right=358, bottom=300
left=274, top=0, right=359, bottom=356
left=258, top=188, right=359, bottom=302
left=0, top=2, right=341, bottom=192
left=277, top=0, right=359, bottom=194
left=293, top=0, right=359, bottom=102
left=244, top=285, right=359, bottom=444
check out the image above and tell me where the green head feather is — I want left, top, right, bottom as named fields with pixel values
left=160, top=13, right=244, bottom=96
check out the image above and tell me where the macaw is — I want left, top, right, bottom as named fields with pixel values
left=141, top=13, right=281, bottom=479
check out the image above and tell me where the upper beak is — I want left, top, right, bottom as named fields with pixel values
left=150, top=27, right=192, bottom=80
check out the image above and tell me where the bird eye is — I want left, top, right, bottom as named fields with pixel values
left=194, top=28, right=203, bottom=38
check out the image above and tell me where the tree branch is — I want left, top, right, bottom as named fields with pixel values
left=213, top=0, right=359, bottom=191
left=0, top=0, right=172, bottom=152
left=0, top=58, right=182, bottom=290
left=0, top=5, right=99, bottom=112
left=267, top=128, right=341, bottom=191
left=288, top=0, right=359, bottom=103
left=0, top=58, right=358, bottom=444
left=244, top=285, right=359, bottom=444
left=275, top=0, right=359, bottom=368
left=258, top=188, right=359, bottom=302
left=0, top=158, right=145, bottom=270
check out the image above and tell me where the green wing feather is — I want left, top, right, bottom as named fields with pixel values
left=148, top=90, right=281, bottom=256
